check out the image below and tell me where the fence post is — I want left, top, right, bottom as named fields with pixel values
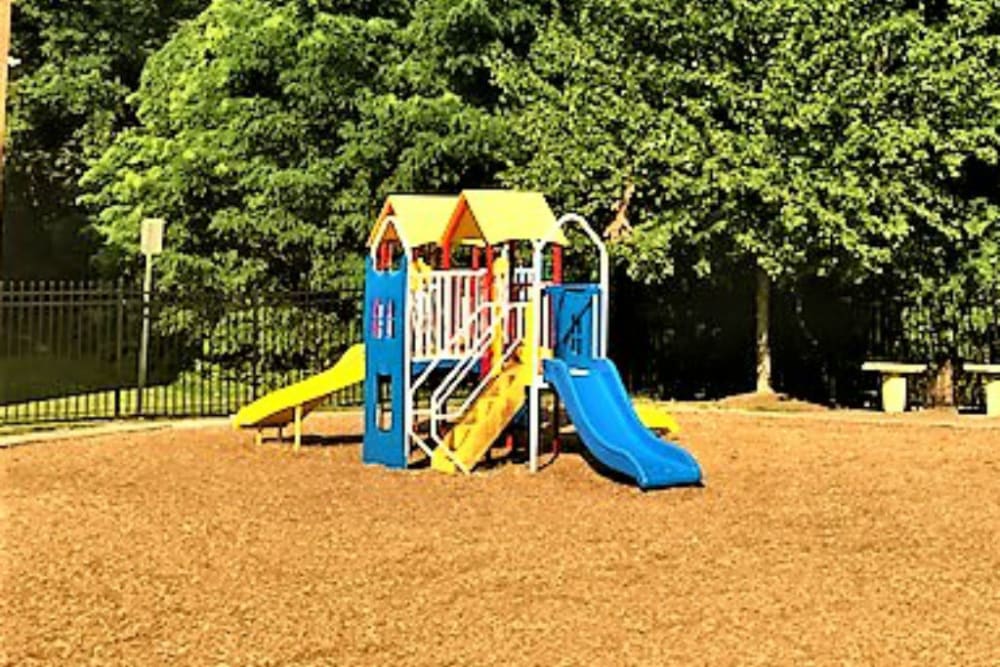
left=115, top=278, right=124, bottom=418
left=251, top=292, right=260, bottom=401
left=136, top=260, right=152, bottom=415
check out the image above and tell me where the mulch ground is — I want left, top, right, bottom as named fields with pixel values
left=2, top=411, right=998, bottom=666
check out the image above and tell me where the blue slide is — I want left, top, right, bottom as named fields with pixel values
left=544, top=358, right=702, bottom=490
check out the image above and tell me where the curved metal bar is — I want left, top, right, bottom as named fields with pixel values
left=534, top=213, right=609, bottom=357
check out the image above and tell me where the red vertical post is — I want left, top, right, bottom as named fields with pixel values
left=442, top=239, right=451, bottom=269
left=553, top=244, right=563, bottom=284
left=481, top=245, right=495, bottom=377
left=485, top=246, right=495, bottom=291
left=468, top=246, right=480, bottom=340
left=549, top=244, right=563, bottom=350
left=378, top=242, right=390, bottom=270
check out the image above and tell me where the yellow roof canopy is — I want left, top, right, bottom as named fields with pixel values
left=444, top=190, right=569, bottom=247
left=369, top=194, right=458, bottom=248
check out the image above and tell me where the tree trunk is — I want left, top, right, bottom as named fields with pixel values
left=928, top=356, right=955, bottom=408
left=755, top=268, right=773, bottom=394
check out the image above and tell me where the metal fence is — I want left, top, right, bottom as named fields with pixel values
left=0, top=281, right=363, bottom=425
left=3, top=277, right=997, bottom=426
left=612, top=274, right=999, bottom=409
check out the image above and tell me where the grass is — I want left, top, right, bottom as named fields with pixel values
left=0, top=356, right=122, bottom=404
left=0, top=366, right=363, bottom=432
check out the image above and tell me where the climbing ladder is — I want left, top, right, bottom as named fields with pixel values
left=410, top=298, right=532, bottom=474
left=430, top=350, right=532, bottom=473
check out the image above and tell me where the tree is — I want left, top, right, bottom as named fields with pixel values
left=80, top=0, right=553, bottom=294
left=3, top=0, right=208, bottom=278
left=81, top=0, right=405, bottom=293
left=870, top=3, right=1000, bottom=404
left=495, top=0, right=1000, bottom=395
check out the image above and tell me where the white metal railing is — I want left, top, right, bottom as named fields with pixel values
left=405, top=261, right=534, bottom=466
left=410, top=268, right=487, bottom=361
left=408, top=299, right=501, bottom=475
left=428, top=301, right=528, bottom=448
left=512, top=266, right=538, bottom=303
left=539, top=289, right=552, bottom=351
left=411, top=300, right=498, bottom=396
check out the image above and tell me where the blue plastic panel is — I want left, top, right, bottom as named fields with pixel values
left=362, top=256, right=408, bottom=469
left=546, top=283, right=601, bottom=368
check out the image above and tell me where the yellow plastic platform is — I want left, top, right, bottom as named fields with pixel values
left=634, top=403, right=681, bottom=435
left=232, top=343, right=365, bottom=446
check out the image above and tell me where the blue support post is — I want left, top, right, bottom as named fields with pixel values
left=362, top=256, right=409, bottom=468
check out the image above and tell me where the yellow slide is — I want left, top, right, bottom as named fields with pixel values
left=232, top=343, right=365, bottom=446
left=635, top=403, right=681, bottom=435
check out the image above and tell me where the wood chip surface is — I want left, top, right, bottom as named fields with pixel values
left=2, top=412, right=998, bottom=666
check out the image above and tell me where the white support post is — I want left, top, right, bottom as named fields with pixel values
left=599, top=240, right=609, bottom=357
left=403, top=258, right=413, bottom=462
left=293, top=405, right=302, bottom=452
left=137, top=256, right=153, bottom=413
left=591, top=293, right=599, bottom=359
left=136, top=218, right=165, bottom=415
left=528, top=241, right=544, bottom=473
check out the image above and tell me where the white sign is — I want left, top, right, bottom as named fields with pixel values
left=140, top=218, right=165, bottom=256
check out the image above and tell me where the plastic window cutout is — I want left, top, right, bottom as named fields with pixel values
left=377, top=374, right=393, bottom=432
left=370, top=299, right=398, bottom=340
left=371, top=299, right=383, bottom=339
left=370, top=216, right=408, bottom=273
left=385, top=300, right=395, bottom=339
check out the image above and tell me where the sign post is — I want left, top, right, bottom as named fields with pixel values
left=137, top=218, right=164, bottom=414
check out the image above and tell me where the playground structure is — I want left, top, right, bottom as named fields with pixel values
left=235, top=190, right=700, bottom=489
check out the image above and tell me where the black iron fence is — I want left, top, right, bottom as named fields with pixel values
left=0, top=281, right=363, bottom=425
left=3, top=277, right=997, bottom=426
left=612, top=273, right=999, bottom=409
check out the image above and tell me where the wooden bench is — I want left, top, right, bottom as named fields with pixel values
left=861, top=362, right=927, bottom=413
left=964, top=363, right=1000, bottom=417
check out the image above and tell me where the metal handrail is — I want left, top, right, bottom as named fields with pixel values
left=411, top=300, right=500, bottom=394
left=429, top=327, right=494, bottom=445
left=428, top=301, right=527, bottom=446
left=433, top=301, right=527, bottom=409
left=447, top=303, right=527, bottom=421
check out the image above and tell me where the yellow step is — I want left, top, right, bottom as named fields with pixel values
left=431, top=359, right=530, bottom=475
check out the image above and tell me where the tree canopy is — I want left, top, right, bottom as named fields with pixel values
left=5, top=0, right=998, bottom=395
left=79, top=0, right=546, bottom=293
left=492, top=0, right=999, bottom=388
left=4, top=0, right=207, bottom=277
left=496, top=0, right=1000, bottom=289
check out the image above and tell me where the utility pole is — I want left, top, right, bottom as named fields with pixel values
left=0, top=0, right=12, bottom=276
